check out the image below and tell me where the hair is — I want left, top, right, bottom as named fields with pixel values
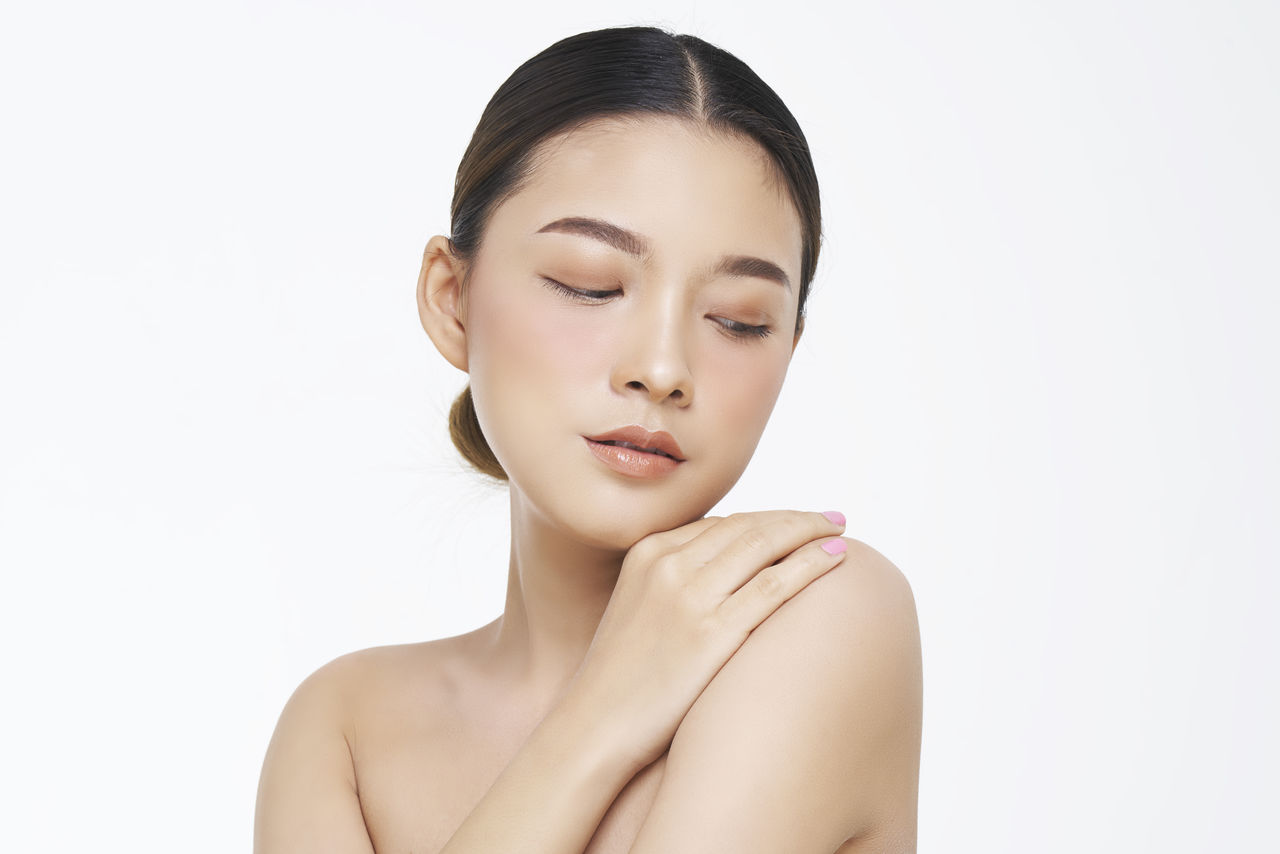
left=444, top=26, right=822, bottom=481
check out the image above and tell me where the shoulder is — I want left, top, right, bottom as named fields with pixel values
left=701, top=536, right=921, bottom=734
left=786, top=537, right=922, bottom=672
left=253, top=637, right=473, bottom=853
left=696, top=537, right=922, bottom=736
left=274, top=640, right=451, bottom=728
left=709, top=537, right=922, bottom=776
left=268, top=633, right=484, bottom=765
left=772, top=535, right=918, bottom=636
left=629, top=538, right=922, bottom=854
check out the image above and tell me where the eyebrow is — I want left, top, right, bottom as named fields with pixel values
left=535, top=215, right=791, bottom=290
left=537, top=216, right=650, bottom=259
left=713, top=254, right=791, bottom=291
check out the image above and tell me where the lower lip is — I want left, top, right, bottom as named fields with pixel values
left=584, top=439, right=681, bottom=479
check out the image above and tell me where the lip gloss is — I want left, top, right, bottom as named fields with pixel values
left=584, top=438, right=681, bottom=478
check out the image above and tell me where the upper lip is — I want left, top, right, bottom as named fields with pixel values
left=585, top=426, right=686, bottom=462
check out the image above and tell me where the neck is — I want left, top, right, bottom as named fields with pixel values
left=487, top=485, right=626, bottom=706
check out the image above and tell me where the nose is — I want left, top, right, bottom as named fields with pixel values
left=610, top=300, right=694, bottom=407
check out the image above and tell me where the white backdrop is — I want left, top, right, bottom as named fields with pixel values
left=1, top=1, right=1276, bottom=851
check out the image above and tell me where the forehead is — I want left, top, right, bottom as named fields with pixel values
left=484, top=116, right=803, bottom=281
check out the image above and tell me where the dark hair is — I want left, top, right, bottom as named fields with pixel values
left=445, top=26, right=822, bottom=481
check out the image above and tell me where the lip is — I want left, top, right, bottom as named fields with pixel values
left=583, top=426, right=686, bottom=479
left=584, top=426, right=686, bottom=461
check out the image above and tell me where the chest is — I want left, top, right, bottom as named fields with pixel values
left=352, top=716, right=666, bottom=854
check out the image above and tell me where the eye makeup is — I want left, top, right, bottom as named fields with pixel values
left=712, top=317, right=774, bottom=340
left=541, top=274, right=777, bottom=342
left=540, top=276, right=621, bottom=303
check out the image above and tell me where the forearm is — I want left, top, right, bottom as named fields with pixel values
left=439, top=694, right=640, bottom=854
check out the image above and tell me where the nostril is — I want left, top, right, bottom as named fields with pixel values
left=622, top=378, right=688, bottom=403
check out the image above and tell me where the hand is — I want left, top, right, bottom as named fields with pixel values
left=563, top=510, right=849, bottom=772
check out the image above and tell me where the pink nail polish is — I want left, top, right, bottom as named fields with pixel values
left=822, top=510, right=846, bottom=526
left=821, top=538, right=847, bottom=556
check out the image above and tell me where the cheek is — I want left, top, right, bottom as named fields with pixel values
left=696, top=340, right=791, bottom=440
left=464, top=279, right=614, bottom=441
left=472, top=299, right=609, bottom=387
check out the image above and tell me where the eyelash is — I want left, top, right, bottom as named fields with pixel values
left=540, top=276, right=774, bottom=341
left=541, top=277, right=620, bottom=303
left=715, top=318, right=774, bottom=340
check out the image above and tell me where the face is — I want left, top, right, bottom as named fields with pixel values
left=452, top=116, right=803, bottom=550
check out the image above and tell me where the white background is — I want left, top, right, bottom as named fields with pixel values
left=2, top=1, right=1276, bottom=851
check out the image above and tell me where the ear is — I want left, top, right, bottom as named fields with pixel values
left=791, top=315, right=805, bottom=355
left=417, top=235, right=469, bottom=372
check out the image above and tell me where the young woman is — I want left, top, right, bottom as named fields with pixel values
left=254, top=26, right=922, bottom=854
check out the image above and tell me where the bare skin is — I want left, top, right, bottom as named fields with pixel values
left=254, top=117, right=923, bottom=853
left=256, top=536, right=919, bottom=854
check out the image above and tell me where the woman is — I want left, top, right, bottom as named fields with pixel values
left=254, top=26, right=922, bottom=853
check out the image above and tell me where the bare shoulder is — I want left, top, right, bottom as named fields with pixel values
left=629, top=538, right=923, bottom=854
left=253, top=633, right=482, bottom=854
left=776, top=536, right=918, bottom=629
left=307, top=635, right=471, bottom=713
left=792, top=537, right=922, bottom=666
left=269, top=636, right=466, bottom=739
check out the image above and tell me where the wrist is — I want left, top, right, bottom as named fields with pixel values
left=546, top=684, right=651, bottom=785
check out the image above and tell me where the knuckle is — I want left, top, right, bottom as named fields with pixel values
left=752, top=568, right=783, bottom=599
left=792, top=510, right=821, bottom=531
left=630, top=530, right=664, bottom=558
left=623, top=545, right=652, bottom=573
left=651, top=553, right=684, bottom=584
left=767, top=512, right=805, bottom=539
left=738, top=528, right=770, bottom=555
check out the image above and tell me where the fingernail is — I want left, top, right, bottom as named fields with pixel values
left=821, top=538, right=847, bottom=555
left=822, top=510, right=846, bottom=526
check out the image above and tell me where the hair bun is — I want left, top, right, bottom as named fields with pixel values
left=449, top=385, right=508, bottom=480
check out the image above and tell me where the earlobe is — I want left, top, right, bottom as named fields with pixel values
left=416, top=235, right=469, bottom=372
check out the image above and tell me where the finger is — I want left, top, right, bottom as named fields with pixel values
left=679, top=509, right=843, bottom=569
left=690, top=510, right=846, bottom=596
left=629, top=515, right=722, bottom=558
left=717, top=536, right=848, bottom=633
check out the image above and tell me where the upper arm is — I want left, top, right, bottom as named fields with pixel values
left=629, top=539, right=923, bottom=854
left=254, top=656, right=377, bottom=854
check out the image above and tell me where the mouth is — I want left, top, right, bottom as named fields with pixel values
left=584, top=426, right=686, bottom=462
left=591, top=439, right=680, bottom=460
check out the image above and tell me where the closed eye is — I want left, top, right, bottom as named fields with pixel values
left=713, top=317, right=774, bottom=340
left=542, top=276, right=771, bottom=340
left=541, top=276, right=621, bottom=303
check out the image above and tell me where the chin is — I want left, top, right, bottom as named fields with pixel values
left=572, top=504, right=705, bottom=552
left=509, top=456, right=747, bottom=553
